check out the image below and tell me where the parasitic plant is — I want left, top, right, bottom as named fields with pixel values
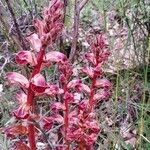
left=3, top=0, right=111, bottom=149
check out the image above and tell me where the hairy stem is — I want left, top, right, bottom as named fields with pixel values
left=27, top=48, right=44, bottom=149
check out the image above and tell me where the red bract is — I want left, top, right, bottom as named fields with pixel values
left=42, top=117, right=53, bottom=130
left=16, top=51, right=37, bottom=66
left=6, top=72, right=29, bottom=88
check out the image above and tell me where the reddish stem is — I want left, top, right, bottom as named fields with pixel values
left=89, top=74, right=97, bottom=111
left=79, top=141, right=84, bottom=150
left=89, top=54, right=99, bottom=111
left=27, top=48, right=44, bottom=149
left=64, top=85, right=70, bottom=150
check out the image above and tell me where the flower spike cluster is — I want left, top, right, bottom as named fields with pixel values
left=4, top=0, right=65, bottom=149
left=4, top=1, right=111, bottom=150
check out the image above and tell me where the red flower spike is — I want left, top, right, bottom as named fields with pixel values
left=26, top=33, right=42, bottom=52
left=6, top=72, right=29, bottom=88
left=32, top=0, right=64, bottom=48
left=31, top=73, right=47, bottom=93
left=93, top=34, right=105, bottom=51
left=44, top=51, right=67, bottom=64
left=16, top=51, right=37, bottom=66
left=3, top=125, right=28, bottom=138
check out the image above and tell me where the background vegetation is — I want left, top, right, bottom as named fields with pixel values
left=0, top=0, right=150, bottom=149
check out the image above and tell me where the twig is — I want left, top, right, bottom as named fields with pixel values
left=0, top=3, right=22, bottom=51
left=5, top=0, right=27, bottom=50
left=69, top=0, right=80, bottom=62
left=69, top=0, right=89, bottom=62
left=79, top=0, right=89, bottom=11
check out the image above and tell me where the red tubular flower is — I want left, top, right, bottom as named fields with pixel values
left=95, top=78, right=111, bottom=89
left=13, top=104, right=30, bottom=119
left=27, top=33, right=42, bottom=52
left=5, top=72, right=29, bottom=88
left=44, top=51, right=67, bottom=64
left=67, top=79, right=91, bottom=94
left=44, top=84, right=64, bottom=96
left=16, top=50, right=37, bottom=66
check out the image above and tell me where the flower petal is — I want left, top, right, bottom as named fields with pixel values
left=51, top=102, right=65, bottom=112
left=44, top=84, right=64, bottom=96
left=27, top=33, right=42, bottom=52
left=82, top=66, right=94, bottom=78
left=85, top=53, right=96, bottom=65
left=6, top=72, right=29, bottom=88
left=93, top=89, right=110, bottom=102
left=31, top=73, right=47, bottom=93
left=16, top=91, right=27, bottom=104
left=67, top=79, right=91, bottom=93
left=33, top=20, right=44, bottom=36
left=95, top=79, right=111, bottom=89
left=44, top=51, right=67, bottom=63
left=16, top=51, right=37, bottom=66
left=42, top=117, right=53, bottom=130
left=13, top=104, right=30, bottom=119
